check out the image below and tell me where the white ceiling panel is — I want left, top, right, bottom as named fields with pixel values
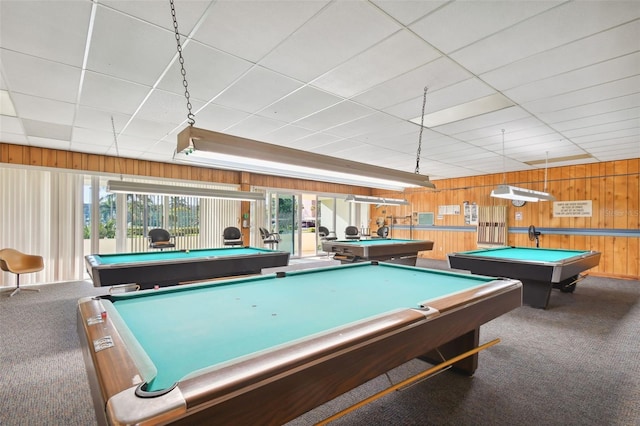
left=0, top=0, right=637, bottom=185
left=134, top=89, right=205, bottom=125
left=538, top=94, right=640, bottom=124
left=211, top=66, right=303, bottom=114
left=0, top=50, right=81, bottom=103
left=482, top=20, right=640, bottom=91
left=555, top=113, right=640, bottom=135
left=0, top=116, right=22, bottom=134
left=224, top=115, right=288, bottom=140
left=11, top=93, right=75, bottom=125
left=259, top=1, right=400, bottom=81
left=384, top=77, right=495, bottom=120
left=505, top=52, right=640, bottom=104
left=326, top=112, right=404, bottom=139
left=257, top=86, right=341, bottom=123
left=191, top=104, right=250, bottom=132
left=0, top=0, right=91, bottom=67
left=522, top=76, right=640, bottom=115
left=157, top=41, right=254, bottom=102
left=101, top=0, right=211, bottom=35
left=79, top=72, right=150, bottom=115
left=451, top=1, right=638, bottom=75
left=71, top=127, right=117, bottom=148
left=294, top=101, right=373, bottom=132
left=311, top=30, right=440, bottom=98
left=193, top=1, right=329, bottom=62
left=409, top=0, right=561, bottom=54
left=262, top=125, right=316, bottom=145
left=73, top=107, right=130, bottom=135
left=371, top=0, right=445, bottom=26
left=27, top=135, right=71, bottom=150
left=352, top=57, right=471, bottom=111
left=88, top=6, right=176, bottom=86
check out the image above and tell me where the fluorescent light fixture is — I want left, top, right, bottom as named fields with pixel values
left=175, top=127, right=436, bottom=191
left=410, top=93, right=514, bottom=128
left=525, top=153, right=592, bottom=166
left=0, top=90, right=17, bottom=117
left=490, top=185, right=556, bottom=202
left=346, top=195, right=410, bottom=206
left=106, top=180, right=264, bottom=201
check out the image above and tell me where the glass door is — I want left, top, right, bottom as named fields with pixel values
left=270, top=193, right=299, bottom=257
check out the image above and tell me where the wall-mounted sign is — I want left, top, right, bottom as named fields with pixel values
left=553, top=200, right=593, bottom=217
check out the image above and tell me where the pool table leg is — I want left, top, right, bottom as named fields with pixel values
left=521, top=279, right=553, bottom=309
left=419, top=328, right=479, bottom=375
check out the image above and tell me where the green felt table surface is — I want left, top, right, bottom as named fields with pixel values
left=93, top=247, right=276, bottom=265
left=458, top=246, right=590, bottom=262
left=107, top=262, right=497, bottom=391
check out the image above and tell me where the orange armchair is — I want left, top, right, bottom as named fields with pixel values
left=0, top=248, right=44, bottom=297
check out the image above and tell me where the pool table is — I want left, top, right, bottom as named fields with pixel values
left=84, top=247, right=290, bottom=289
left=447, top=246, right=601, bottom=309
left=77, top=261, right=522, bottom=426
left=321, top=238, right=434, bottom=265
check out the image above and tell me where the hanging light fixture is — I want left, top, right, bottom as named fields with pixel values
left=106, top=180, right=264, bottom=201
left=168, top=3, right=436, bottom=191
left=490, top=130, right=555, bottom=202
left=413, top=86, right=436, bottom=190
left=345, top=195, right=410, bottom=206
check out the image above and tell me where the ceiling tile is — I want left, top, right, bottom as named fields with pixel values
left=410, top=0, right=560, bottom=54
left=191, top=103, right=250, bottom=132
left=194, top=1, right=328, bottom=62
left=372, top=0, right=445, bottom=26
left=79, top=72, right=151, bottom=115
left=0, top=0, right=91, bottom=66
left=88, top=6, right=176, bottom=86
left=1, top=50, right=81, bottom=103
left=257, top=86, right=341, bottom=123
left=212, top=66, right=303, bottom=114
left=311, top=30, right=441, bottom=98
left=11, top=93, right=75, bottom=125
left=294, top=101, right=373, bottom=132
left=225, top=115, right=288, bottom=140
left=505, top=52, right=640, bottom=104
left=157, top=41, right=254, bottom=102
left=450, top=1, right=638, bottom=74
left=135, top=89, right=205, bottom=125
left=101, top=0, right=211, bottom=34
left=259, top=1, right=400, bottom=81
left=353, top=57, right=471, bottom=111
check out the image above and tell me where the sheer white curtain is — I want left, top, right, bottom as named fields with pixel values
left=200, top=198, right=240, bottom=248
left=0, top=167, right=84, bottom=287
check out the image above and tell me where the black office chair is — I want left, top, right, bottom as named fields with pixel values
left=318, top=226, right=337, bottom=241
left=259, top=227, right=281, bottom=249
left=223, top=226, right=244, bottom=246
left=344, top=226, right=361, bottom=240
left=148, top=228, right=175, bottom=250
left=376, top=226, right=390, bottom=239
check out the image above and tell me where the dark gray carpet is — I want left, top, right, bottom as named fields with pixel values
left=1, top=261, right=638, bottom=426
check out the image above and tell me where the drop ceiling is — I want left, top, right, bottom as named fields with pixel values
left=1, top=0, right=638, bottom=182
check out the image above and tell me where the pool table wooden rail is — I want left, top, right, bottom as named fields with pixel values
left=322, top=239, right=434, bottom=264
left=84, top=248, right=290, bottom=289
left=78, top=278, right=522, bottom=425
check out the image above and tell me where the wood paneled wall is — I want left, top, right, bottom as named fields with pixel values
left=0, top=142, right=372, bottom=196
left=2, top=142, right=637, bottom=279
left=372, top=159, right=640, bottom=280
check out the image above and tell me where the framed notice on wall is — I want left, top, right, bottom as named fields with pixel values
left=415, top=212, right=434, bottom=226
left=553, top=201, right=593, bottom=217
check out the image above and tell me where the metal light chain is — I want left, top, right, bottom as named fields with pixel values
left=415, top=86, right=428, bottom=174
left=170, top=0, right=195, bottom=126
